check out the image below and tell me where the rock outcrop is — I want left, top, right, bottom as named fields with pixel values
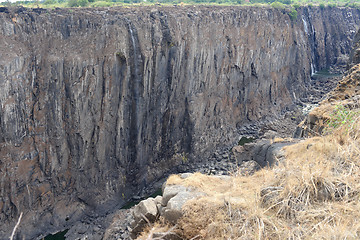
left=130, top=173, right=206, bottom=239
left=232, top=139, right=294, bottom=167
left=0, top=5, right=360, bottom=239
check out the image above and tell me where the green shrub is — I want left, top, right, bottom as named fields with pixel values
left=238, top=137, right=255, bottom=146
left=67, top=0, right=88, bottom=6
left=292, top=3, right=300, bottom=8
left=78, top=0, right=88, bottom=6
left=319, top=2, right=325, bottom=9
left=327, top=2, right=336, bottom=8
left=289, top=8, right=297, bottom=21
left=279, top=0, right=291, bottom=5
left=325, top=105, right=360, bottom=133
left=350, top=3, right=360, bottom=9
left=44, top=0, right=56, bottom=4
left=90, top=0, right=112, bottom=6
left=271, top=1, right=285, bottom=9
left=68, top=0, right=80, bottom=6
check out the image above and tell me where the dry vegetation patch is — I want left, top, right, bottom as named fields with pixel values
left=138, top=97, right=360, bottom=239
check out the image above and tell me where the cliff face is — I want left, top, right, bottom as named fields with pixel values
left=0, top=6, right=359, bottom=238
left=296, top=26, right=360, bottom=138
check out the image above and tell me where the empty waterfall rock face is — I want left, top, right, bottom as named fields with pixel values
left=0, top=6, right=360, bottom=239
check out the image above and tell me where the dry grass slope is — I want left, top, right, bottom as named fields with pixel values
left=137, top=65, right=360, bottom=240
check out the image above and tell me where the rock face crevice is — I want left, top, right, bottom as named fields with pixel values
left=0, top=6, right=359, bottom=239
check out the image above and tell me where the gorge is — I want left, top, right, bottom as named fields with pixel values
left=0, top=5, right=360, bottom=239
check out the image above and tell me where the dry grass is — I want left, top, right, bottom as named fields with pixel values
left=271, top=137, right=287, bottom=143
left=139, top=101, right=360, bottom=239
left=136, top=222, right=178, bottom=240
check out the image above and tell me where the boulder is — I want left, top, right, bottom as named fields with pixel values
left=233, top=139, right=295, bottom=168
left=160, top=182, right=206, bottom=224
left=132, top=197, right=159, bottom=223
left=162, top=185, right=188, bottom=206
left=163, top=209, right=184, bottom=224
left=131, top=177, right=207, bottom=238
left=237, top=160, right=261, bottom=176
left=131, top=197, right=159, bottom=238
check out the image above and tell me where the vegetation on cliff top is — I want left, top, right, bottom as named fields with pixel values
left=2, top=0, right=360, bottom=10
left=136, top=65, right=360, bottom=239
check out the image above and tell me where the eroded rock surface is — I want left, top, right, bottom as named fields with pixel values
left=1, top=5, right=360, bottom=239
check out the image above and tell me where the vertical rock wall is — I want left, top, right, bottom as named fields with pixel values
left=0, top=6, right=359, bottom=238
